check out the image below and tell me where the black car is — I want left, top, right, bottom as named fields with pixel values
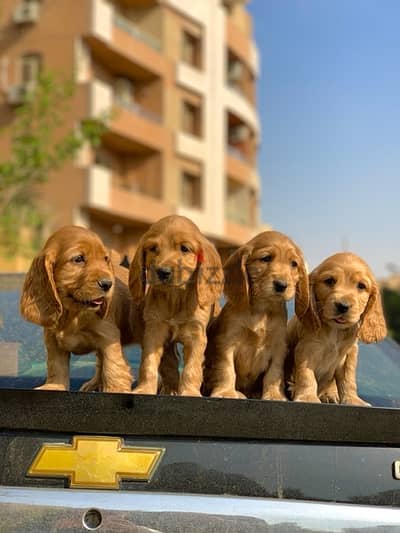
left=0, top=273, right=400, bottom=532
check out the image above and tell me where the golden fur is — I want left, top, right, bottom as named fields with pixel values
left=203, top=231, right=309, bottom=400
left=287, top=252, right=387, bottom=405
left=129, top=215, right=223, bottom=396
left=20, top=225, right=139, bottom=392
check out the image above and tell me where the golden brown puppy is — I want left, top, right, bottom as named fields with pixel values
left=287, top=252, right=387, bottom=405
left=203, top=231, right=309, bottom=400
left=20, top=225, right=138, bottom=392
left=129, top=215, right=223, bottom=396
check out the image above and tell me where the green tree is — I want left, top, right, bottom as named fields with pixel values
left=381, top=287, right=400, bottom=344
left=0, top=71, right=107, bottom=257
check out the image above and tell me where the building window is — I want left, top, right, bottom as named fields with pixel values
left=21, top=53, right=41, bottom=86
left=181, top=30, right=202, bottom=69
left=182, top=100, right=201, bottom=137
left=181, top=171, right=202, bottom=208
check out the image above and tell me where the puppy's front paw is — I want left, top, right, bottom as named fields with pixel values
left=179, top=388, right=202, bottom=397
left=341, top=395, right=371, bottom=407
left=319, top=392, right=339, bottom=404
left=294, top=393, right=321, bottom=403
left=80, top=378, right=102, bottom=393
left=211, top=389, right=246, bottom=399
left=35, top=383, right=67, bottom=391
left=262, top=390, right=288, bottom=401
left=132, top=384, right=157, bottom=395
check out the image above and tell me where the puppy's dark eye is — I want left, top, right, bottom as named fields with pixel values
left=72, top=255, right=85, bottom=264
left=357, top=281, right=367, bottom=290
left=148, top=245, right=158, bottom=253
left=180, top=244, right=191, bottom=253
left=105, top=255, right=109, bottom=262
left=324, top=277, right=336, bottom=287
left=260, top=255, right=272, bottom=263
left=291, top=260, right=298, bottom=268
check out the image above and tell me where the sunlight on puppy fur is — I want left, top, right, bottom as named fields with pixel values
left=20, top=225, right=139, bottom=393
left=129, top=215, right=223, bottom=396
left=286, top=252, right=387, bottom=405
left=203, top=230, right=308, bottom=400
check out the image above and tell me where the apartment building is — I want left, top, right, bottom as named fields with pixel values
left=0, top=0, right=263, bottom=267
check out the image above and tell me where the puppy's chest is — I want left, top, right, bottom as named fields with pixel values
left=234, top=316, right=284, bottom=375
left=55, top=320, right=97, bottom=354
left=316, top=336, right=354, bottom=376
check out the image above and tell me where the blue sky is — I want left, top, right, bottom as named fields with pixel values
left=248, top=0, right=400, bottom=278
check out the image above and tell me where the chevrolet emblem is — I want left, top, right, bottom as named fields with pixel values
left=28, top=436, right=165, bottom=489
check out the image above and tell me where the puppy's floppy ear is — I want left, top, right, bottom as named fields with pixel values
left=196, top=239, right=224, bottom=308
left=358, top=280, right=387, bottom=343
left=294, top=249, right=310, bottom=320
left=299, top=272, right=321, bottom=331
left=129, top=240, right=146, bottom=303
left=223, top=245, right=251, bottom=308
left=20, top=250, right=62, bottom=328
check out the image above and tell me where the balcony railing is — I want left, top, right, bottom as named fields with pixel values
left=114, top=12, right=162, bottom=51
left=227, top=145, right=247, bottom=163
left=226, top=206, right=251, bottom=226
left=115, top=96, right=162, bottom=124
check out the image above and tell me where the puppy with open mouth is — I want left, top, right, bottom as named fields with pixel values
left=20, top=225, right=138, bottom=393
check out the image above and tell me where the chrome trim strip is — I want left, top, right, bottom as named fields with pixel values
left=1, top=487, right=399, bottom=530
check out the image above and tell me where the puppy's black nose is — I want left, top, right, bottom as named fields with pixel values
left=336, top=301, right=350, bottom=314
left=157, top=267, right=172, bottom=282
left=273, top=280, right=288, bottom=293
left=98, top=278, right=113, bottom=292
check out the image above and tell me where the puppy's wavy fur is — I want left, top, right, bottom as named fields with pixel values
left=20, top=225, right=139, bottom=392
left=129, top=215, right=223, bottom=396
left=203, top=231, right=309, bottom=400
left=286, top=252, right=387, bottom=405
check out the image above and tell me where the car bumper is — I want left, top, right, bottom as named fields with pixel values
left=1, top=486, right=400, bottom=532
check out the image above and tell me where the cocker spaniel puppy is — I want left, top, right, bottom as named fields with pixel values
left=203, top=231, right=309, bottom=400
left=20, top=225, right=138, bottom=392
left=287, top=252, right=387, bottom=405
left=129, top=215, right=223, bottom=396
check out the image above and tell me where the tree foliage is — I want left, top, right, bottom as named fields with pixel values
left=381, top=287, right=400, bottom=344
left=0, top=71, right=106, bottom=257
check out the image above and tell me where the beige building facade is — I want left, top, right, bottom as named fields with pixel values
left=0, top=0, right=264, bottom=268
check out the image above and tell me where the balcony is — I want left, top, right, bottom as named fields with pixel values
left=115, top=96, right=161, bottom=125
left=226, top=111, right=257, bottom=170
left=113, top=12, right=161, bottom=52
left=88, top=0, right=167, bottom=79
left=226, top=149, right=253, bottom=186
left=85, top=165, right=171, bottom=225
left=226, top=51, right=256, bottom=105
left=224, top=84, right=260, bottom=138
left=89, top=80, right=168, bottom=153
left=225, top=16, right=259, bottom=76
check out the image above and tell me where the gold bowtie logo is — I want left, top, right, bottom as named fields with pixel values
left=28, top=436, right=165, bottom=489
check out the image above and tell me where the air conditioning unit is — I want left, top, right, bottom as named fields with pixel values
left=13, top=1, right=40, bottom=24
left=7, top=82, right=35, bottom=105
left=228, top=60, right=243, bottom=83
left=229, top=124, right=249, bottom=144
left=7, top=85, right=27, bottom=105
left=114, top=77, right=134, bottom=107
